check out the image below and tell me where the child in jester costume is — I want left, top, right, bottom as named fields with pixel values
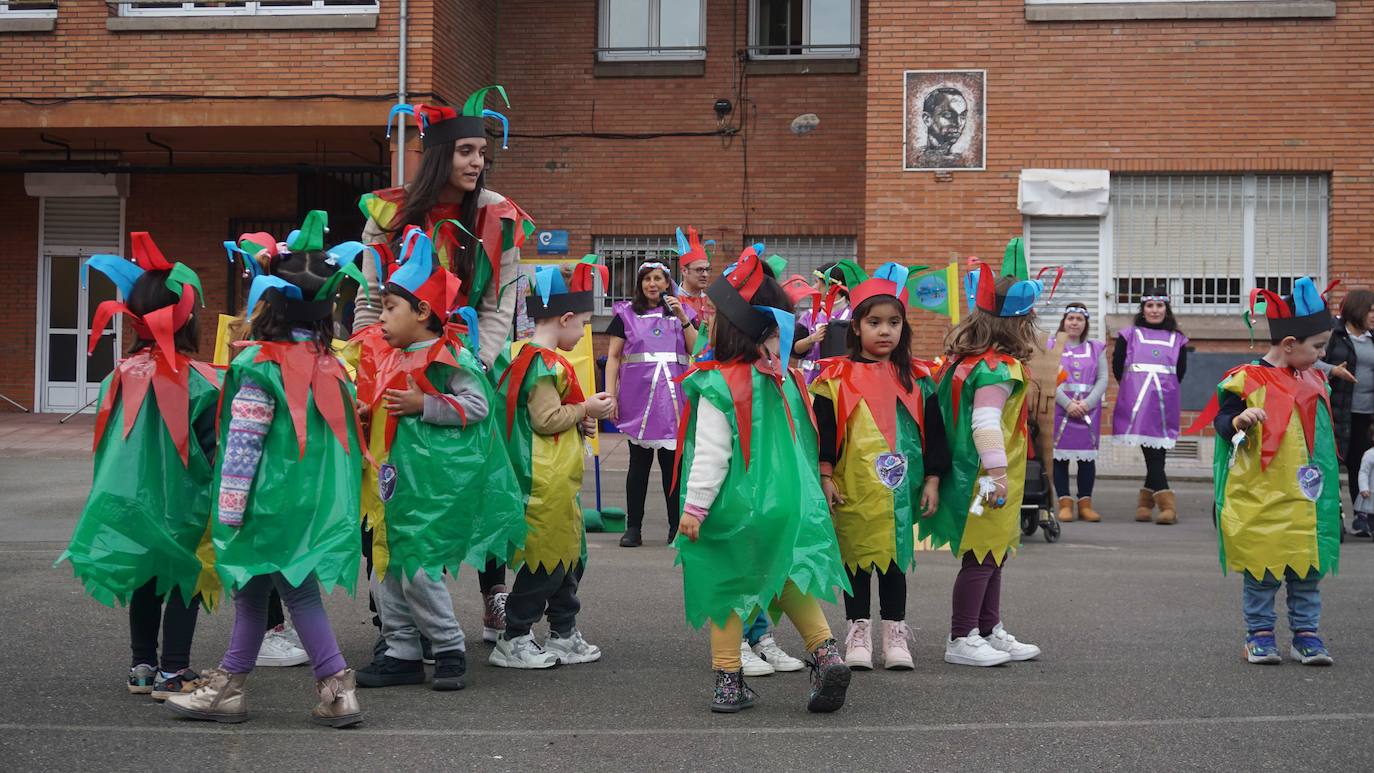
left=1187, top=277, right=1340, bottom=666
left=675, top=247, right=852, bottom=715
left=490, top=257, right=616, bottom=669
left=58, top=233, right=219, bottom=700
left=809, top=262, right=951, bottom=673
left=166, top=211, right=369, bottom=728
left=796, top=260, right=863, bottom=382
left=352, top=226, right=524, bottom=691
left=924, top=239, right=1058, bottom=668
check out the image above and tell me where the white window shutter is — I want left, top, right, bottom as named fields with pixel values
left=1025, top=216, right=1101, bottom=326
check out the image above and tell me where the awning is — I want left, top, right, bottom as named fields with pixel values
left=1018, top=169, right=1109, bottom=216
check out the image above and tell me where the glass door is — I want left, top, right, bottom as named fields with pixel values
left=40, top=253, right=118, bottom=413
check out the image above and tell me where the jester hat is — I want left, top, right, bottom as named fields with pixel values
left=382, top=226, right=466, bottom=320
left=965, top=237, right=1062, bottom=317
left=223, top=210, right=371, bottom=322
left=83, top=232, right=205, bottom=371
left=387, top=85, right=512, bottom=150
left=1250, top=277, right=1337, bottom=343
left=526, top=255, right=608, bottom=319
left=848, top=261, right=932, bottom=311
left=707, top=247, right=797, bottom=373
left=675, top=226, right=712, bottom=269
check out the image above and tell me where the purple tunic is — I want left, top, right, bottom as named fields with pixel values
left=613, top=300, right=691, bottom=447
left=798, top=305, right=852, bottom=384
left=1053, top=339, right=1106, bottom=461
left=1111, top=326, right=1189, bottom=449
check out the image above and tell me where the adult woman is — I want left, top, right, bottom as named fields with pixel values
left=604, top=262, right=698, bottom=547
left=1112, top=286, right=1188, bottom=525
left=1050, top=304, right=1107, bottom=523
left=1323, top=289, right=1374, bottom=531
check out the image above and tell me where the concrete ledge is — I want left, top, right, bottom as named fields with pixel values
left=0, top=17, right=56, bottom=33
left=108, top=13, right=378, bottom=32
left=1026, top=1, right=1336, bottom=22
left=744, top=58, right=860, bottom=76
left=593, top=60, right=705, bottom=78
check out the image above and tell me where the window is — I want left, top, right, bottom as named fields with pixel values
left=598, top=0, right=705, bottom=61
left=749, top=0, right=858, bottom=59
left=744, top=235, right=858, bottom=296
left=1108, top=174, right=1327, bottom=315
left=114, top=1, right=377, bottom=16
left=592, top=235, right=679, bottom=314
left=1024, top=217, right=1102, bottom=324
left=0, top=1, right=57, bottom=17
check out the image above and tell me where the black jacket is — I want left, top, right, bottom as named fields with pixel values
left=1323, top=318, right=1359, bottom=459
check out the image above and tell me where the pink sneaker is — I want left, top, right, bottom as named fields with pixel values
left=882, top=620, right=914, bottom=670
left=843, top=619, right=873, bottom=670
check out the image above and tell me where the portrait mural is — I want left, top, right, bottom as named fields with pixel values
left=904, top=70, right=986, bottom=171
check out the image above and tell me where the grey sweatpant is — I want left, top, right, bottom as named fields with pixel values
left=371, top=568, right=466, bottom=660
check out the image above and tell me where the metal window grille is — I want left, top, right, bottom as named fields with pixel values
left=0, top=1, right=57, bottom=16
left=115, top=1, right=377, bottom=16
left=1109, top=174, right=1327, bottom=315
left=592, top=235, right=678, bottom=314
left=745, top=235, right=858, bottom=289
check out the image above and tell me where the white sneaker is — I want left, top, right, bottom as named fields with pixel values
left=740, top=641, right=775, bottom=677
left=753, top=634, right=805, bottom=673
left=985, top=623, right=1041, bottom=661
left=944, top=631, right=1011, bottom=667
left=256, top=626, right=309, bottom=667
left=488, top=633, right=559, bottom=669
left=545, top=629, right=602, bottom=665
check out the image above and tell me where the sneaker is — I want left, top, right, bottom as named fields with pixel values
left=545, top=629, right=602, bottom=665
left=805, top=639, right=851, bottom=713
left=985, top=623, right=1041, bottom=662
left=128, top=663, right=156, bottom=695
left=944, top=631, right=1012, bottom=667
left=256, top=625, right=309, bottom=667
left=740, top=641, right=775, bottom=677
left=843, top=619, right=874, bottom=670
left=881, top=620, right=915, bottom=671
left=1290, top=633, right=1333, bottom=666
left=489, top=633, right=559, bottom=669
left=710, top=669, right=756, bottom=713
left=431, top=650, right=467, bottom=691
left=482, top=586, right=508, bottom=644
left=753, top=634, right=805, bottom=672
left=1244, top=632, right=1282, bottom=664
left=355, top=655, right=426, bottom=688
left=1352, top=515, right=1373, bottom=538
left=152, top=668, right=205, bottom=701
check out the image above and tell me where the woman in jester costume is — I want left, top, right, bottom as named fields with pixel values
left=675, top=247, right=852, bottom=715
left=1187, top=277, right=1341, bottom=666
left=166, top=211, right=369, bottom=728
left=58, top=233, right=219, bottom=699
left=352, top=226, right=524, bottom=690
left=809, top=262, right=950, bottom=673
left=923, top=240, right=1057, bottom=667
left=356, top=86, right=534, bottom=637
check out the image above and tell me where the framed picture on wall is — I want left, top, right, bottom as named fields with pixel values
left=903, top=70, right=986, bottom=171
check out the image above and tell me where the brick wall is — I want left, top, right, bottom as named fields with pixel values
left=0, top=175, right=40, bottom=411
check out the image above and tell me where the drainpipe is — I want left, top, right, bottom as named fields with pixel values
left=395, top=0, right=409, bottom=185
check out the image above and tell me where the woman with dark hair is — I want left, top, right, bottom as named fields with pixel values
left=353, top=88, right=533, bottom=644
left=1050, top=304, right=1107, bottom=523
left=1111, top=286, right=1189, bottom=525
left=603, top=261, right=698, bottom=547
left=1323, top=288, right=1374, bottom=534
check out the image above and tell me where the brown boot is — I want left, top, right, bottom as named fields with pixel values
left=1056, top=496, right=1076, bottom=522
left=1135, top=488, right=1155, bottom=522
left=1153, top=490, right=1178, bottom=525
left=1077, top=496, right=1100, bottom=522
left=164, top=667, right=247, bottom=724
left=311, top=668, right=364, bottom=728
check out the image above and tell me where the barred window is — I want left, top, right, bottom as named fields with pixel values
left=591, top=235, right=678, bottom=314
left=743, top=235, right=857, bottom=289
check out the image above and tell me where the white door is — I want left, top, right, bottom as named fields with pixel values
left=36, top=197, right=123, bottom=414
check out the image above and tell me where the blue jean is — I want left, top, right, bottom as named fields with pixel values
left=744, top=612, right=771, bottom=646
left=1242, top=569, right=1321, bottom=634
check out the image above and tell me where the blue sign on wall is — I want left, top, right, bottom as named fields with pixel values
left=535, top=229, right=569, bottom=255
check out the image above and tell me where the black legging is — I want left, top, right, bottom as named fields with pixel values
left=1347, top=413, right=1373, bottom=506
left=1142, top=447, right=1169, bottom=491
left=1053, top=459, right=1097, bottom=499
left=478, top=559, right=507, bottom=594
left=626, top=442, right=680, bottom=535
left=843, top=563, right=907, bottom=622
left=129, top=579, right=201, bottom=672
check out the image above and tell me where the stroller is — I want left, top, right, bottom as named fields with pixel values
left=1019, top=385, right=1060, bottom=543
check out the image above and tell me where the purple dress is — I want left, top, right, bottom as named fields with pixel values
left=1053, top=339, right=1106, bottom=462
left=798, top=304, right=852, bottom=384
left=1112, top=326, right=1188, bottom=449
left=614, top=300, right=692, bottom=449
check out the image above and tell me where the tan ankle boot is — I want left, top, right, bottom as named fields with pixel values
left=1056, top=496, right=1075, bottom=522
left=311, top=668, right=363, bottom=728
left=1077, top=496, right=1100, bottom=522
left=1153, top=489, right=1178, bottom=525
left=164, top=667, right=247, bottom=724
left=1135, top=488, right=1155, bottom=521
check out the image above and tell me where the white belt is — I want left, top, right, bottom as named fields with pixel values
left=625, top=352, right=687, bottom=366
left=1129, top=363, right=1176, bottom=374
